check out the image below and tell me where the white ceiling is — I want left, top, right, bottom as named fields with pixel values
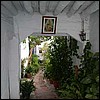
left=1, top=1, right=99, bottom=18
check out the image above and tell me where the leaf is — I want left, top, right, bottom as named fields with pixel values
left=92, top=96, right=98, bottom=99
left=96, top=76, right=99, bottom=82
left=81, top=77, right=91, bottom=84
left=85, top=87, right=90, bottom=93
left=76, top=90, right=81, bottom=96
left=85, top=94, right=93, bottom=99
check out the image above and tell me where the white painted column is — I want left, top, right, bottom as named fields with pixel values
left=89, top=10, right=99, bottom=52
left=1, top=28, right=10, bottom=99
left=20, top=37, right=29, bottom=68
left=72, top=40, right=84, bottom=67
left=1, top=19, right=15, bottom=99
left=9, top=36, right=20, bottom=99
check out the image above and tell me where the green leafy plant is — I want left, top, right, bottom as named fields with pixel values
left=55, top=40, right=99, bottom=99
left=31, top=54, right=39, bottom=65
left=78, top=41, right=99, bottom=99
left=43, top=36, right=99, bottom=99
left=21, top=58, right=26, bottom=78
left=44, top=36, right=79, bottom=83
left=25, top=65, right=34, bottom=74
left=31, top=54, right=40, bottom=74
left=20, top=78, right=35, bottom=99
left=44, top=36, right=80, bottom=99
left=27, top=36, right=51, bottom=65
left=25, top=65, right=34, bottom=78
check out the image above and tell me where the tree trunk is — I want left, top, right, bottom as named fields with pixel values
left=74, top=65, right=78, bottom=79
left=27, top=48, right=33, bottom=66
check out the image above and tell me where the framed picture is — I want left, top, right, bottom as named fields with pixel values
left=42, top=16, right=57, bottom=34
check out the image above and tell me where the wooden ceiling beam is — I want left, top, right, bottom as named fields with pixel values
left=1, top=1, right=18, bottom=16
left=12, top=1, right=24, bottom=11
left=80, top=1, right=99, bottom=19
left=1, top=4, right=13, bottom=17
left=75, top=1, right=94, bottom=14
left=67, top=1, right=85, bottom=17
left=62, top=1, right=75, bottom=14
left=53, top=1, right=70, bottom=15
left=31, top=1, right=39, bottom=12
left=48, top=1, right=59, bottom=12
left=40, top=1, right=47, bottom=15
left=23, top=1, right=34, bottom=15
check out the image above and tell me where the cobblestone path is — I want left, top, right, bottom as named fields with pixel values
left=32, top=70, right=59, bottom=99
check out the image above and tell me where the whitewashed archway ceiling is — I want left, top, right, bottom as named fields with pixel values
left=1, top=1, right=99, bottom=42
left=1, top=1, right=99, bottom=18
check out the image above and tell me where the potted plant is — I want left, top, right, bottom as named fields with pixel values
left=52, top=80, right=60, bottom=89
left=25, top=66, right=34, bottom=78
left=20, top=78, right=36, bottom=99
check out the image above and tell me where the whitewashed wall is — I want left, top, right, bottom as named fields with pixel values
left=20, top=37, right=29, bottom=67
left=1, top=16, right=20, bottom=99
left=1, top=20, right=10, bottom=99
left=1, top=8, right=99, bottom=99
left=35, top=41, right=50, bottom=60
left=89, top=10, right=99, bottom=52
left=14, top=12, right=84, bottom=42
left=9, top=36, right=20, bottom=99
left=73, top=41, right=83, bottom=67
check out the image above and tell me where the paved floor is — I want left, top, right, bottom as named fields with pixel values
left=30, top=69, right=59, bottom=99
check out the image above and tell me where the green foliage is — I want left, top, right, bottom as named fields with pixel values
left=23, top=55, right=40, bottom=77
left=28, top=35, right=52, bottom=49
left=69, top=36, right=79, bottom=57
left=79, top=48, right=99, bottom=99
left=57, top=41, right=99, bottom=99
left=27, top=36, right=52, bottom=74
left=56, top=76, right=83, bottom=99
left=21, top=58, right=26, bottom=78
left=31, top=54, right=39, bottom=64
left=57, top=84, right=82, bottom=99
left=44, top=36, right=79, bottom=83
left=28, top=36, right=41, bottom=49
left=31, top=54, right=40, bottom=74
left=45, top=39, right=99, bottom=99
left=25, top=65, right=34, bottom=74
left=20, top=79, right=35, bottom=99
left=22, top=39, right=26, bottom=43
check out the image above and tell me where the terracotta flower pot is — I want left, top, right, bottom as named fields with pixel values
left=53, top=81, right=59, bottom=89
left=27, top=73, right=32, bottom=78
left=49, top=79, right=53, bottom=84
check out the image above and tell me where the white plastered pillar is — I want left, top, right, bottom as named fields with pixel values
left=9, top=35, right=20, bottom=99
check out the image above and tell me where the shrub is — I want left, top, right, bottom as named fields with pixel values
left=20, top=78, right=35, bottom=99
left=25, top=66, right=34, bottom=74
left=56, top=41, right=99, bottom=99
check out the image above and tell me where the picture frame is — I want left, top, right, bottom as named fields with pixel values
left=41, top=16, right=57, bottom=34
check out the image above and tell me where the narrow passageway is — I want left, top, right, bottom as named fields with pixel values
left=33, top=69, right=59, bottom=99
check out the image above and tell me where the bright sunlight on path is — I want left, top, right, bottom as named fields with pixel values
left=32, top=69, right=59, bottom=99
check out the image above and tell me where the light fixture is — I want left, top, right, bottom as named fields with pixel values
left=79, top=20, right=86, bottom=41
left=79, top=30, right=86, bottom=41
